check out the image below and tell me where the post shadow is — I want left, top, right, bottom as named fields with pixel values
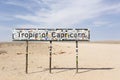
left=51, top=67, right=114, bottom=73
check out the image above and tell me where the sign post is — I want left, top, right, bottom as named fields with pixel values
left=76, top=40, right=78, bottom=73
left=26, top=40, right=28, bottom=74
left=49, top=40, right=52, bottom=73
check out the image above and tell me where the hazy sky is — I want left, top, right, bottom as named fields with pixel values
left=0, top=0, right=120, bottom=41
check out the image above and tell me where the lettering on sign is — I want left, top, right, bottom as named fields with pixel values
left=12, top=28, right=90, bottom=41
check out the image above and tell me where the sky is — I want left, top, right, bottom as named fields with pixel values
left=0, top=0, right=120, bottom=42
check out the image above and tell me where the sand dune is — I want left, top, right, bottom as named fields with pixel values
left=0, top=41, right=120, bottom=80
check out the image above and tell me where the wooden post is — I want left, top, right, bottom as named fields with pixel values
left=49, top=40, right=52, bottom=73
left=76, top=40, right=78, bottom=73
left=26, top=40, right=28, bottom=74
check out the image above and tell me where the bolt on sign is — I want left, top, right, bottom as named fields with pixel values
left=12, top=28, right=90, bottom=41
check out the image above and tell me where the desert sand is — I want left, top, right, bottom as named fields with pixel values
left=0, top=41, right=120, bottom=80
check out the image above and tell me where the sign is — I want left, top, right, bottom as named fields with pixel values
left=12, top=28, right=90, bottom=41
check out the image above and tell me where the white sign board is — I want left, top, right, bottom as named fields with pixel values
left=12, top=28, right=90, bottom=41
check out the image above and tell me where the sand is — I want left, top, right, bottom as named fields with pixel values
left=0, top=41, right=120, bottom=80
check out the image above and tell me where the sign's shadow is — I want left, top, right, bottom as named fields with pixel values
left=29, top=67, right=114, bottom=74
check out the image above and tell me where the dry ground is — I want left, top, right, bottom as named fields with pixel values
left=0, top=42, right=120, bottom=80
